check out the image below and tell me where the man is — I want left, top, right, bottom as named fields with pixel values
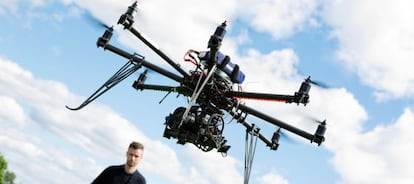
left=92, top=141, right=146, bottom=184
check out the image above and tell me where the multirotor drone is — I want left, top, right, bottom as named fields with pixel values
left=66, top=1, right=327, bottom=176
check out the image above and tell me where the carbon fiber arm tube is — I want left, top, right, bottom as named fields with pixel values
left=99, top=43, right=183, bottom=83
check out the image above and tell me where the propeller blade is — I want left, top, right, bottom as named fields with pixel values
left=83, top=11, right=111, bottom=29
left=306, top=115, right=327, bottom=125
left=309, top=79, right=330, bottom=89
left=298, top=68, right=331, bottom=88
left=273, top=128, right=297, bottom=145
left=279, top=129, right=297, bottom=144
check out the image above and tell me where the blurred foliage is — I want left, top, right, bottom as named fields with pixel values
left=0, top=153, right=16, bottom=184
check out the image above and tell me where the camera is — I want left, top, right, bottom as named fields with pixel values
left=164, top=106, right=230, bottom=153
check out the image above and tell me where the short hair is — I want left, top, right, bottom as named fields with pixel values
left=129, top=141, right=144, bottom=150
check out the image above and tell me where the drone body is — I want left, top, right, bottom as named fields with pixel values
left=67, top=0, right=326, bottom=164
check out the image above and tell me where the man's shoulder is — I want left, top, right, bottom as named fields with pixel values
left=91, top=165, right=125, bottom=184
left=103, top=165, right=124, bottom=172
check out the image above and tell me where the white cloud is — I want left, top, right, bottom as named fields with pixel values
left=307, top=87, right=368, bottom=148
left=256, top=172, right=289, bottom=184
left=316, top=2, right=414, bottom=180
left=182, top=146, right=243, bottom=184
left=301, top=72, right=414, bottom=184
left=317, top=1, right=414, bottom=182
left=0, top=0, right=18, bottom=15
left=236, top=0, right=321, bottom=40
left=0, top=96, right=26, bottom=126
left=30, top=0, right=47, bottom=8
left=234, top=28, right=251, bottom=45
left=331, top=108, right=414, bottom=184
left=322, top=0, right=414, bottom=100
left=244, top=48, right=300, bottom=79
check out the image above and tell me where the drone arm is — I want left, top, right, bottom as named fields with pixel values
left=126, top=27, right=191, bottom=79
left=227, top=77, right=315, bottom=105
left=225, top=91, right=296, bottom=103
left=98, top=42, right=183, bottom=83
left=237, top=103, right=317, bottom=143
left=133, top=83, right=177, bottom=91
left=132, top=83, right=192, bottom=96
left=116, top=2, right=191, bottom=79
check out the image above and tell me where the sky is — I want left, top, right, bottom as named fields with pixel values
left=1, top=0, right=414, bottom=184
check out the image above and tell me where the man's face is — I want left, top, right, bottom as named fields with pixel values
left=126, top=147, right=143, bottom=168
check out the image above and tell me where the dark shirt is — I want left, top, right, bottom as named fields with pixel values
left=92, top=165, right=146, bottom=184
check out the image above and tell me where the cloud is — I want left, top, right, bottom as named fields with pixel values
left=256, top=172, right=289, bottom=184
left=236, top=0, right=321, bottom=40
left=322, top=0, right=414, bottom=100
left=0, top=0, right=18, bottom=15
left=316, top=2, right=414, bottom=181
left=182, top=146, right=243, bottom=184
left=0, top=56, right=101, bottom=183
left=331, top=108, right=414, bottom=184
left=297, top=65, right=414, bottom=184
left=0, top=96, right=26, bottom=126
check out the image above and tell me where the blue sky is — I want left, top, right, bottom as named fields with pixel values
left=1, top=0, right=414, bottom=184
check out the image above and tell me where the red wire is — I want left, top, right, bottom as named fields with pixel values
left=183, top=49, right=199, bottom=65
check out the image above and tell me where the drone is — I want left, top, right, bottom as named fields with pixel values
left=66, top=1, right=326, bottom=178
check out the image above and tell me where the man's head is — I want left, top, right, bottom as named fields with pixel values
left=125, top=141, right=144, bottom=169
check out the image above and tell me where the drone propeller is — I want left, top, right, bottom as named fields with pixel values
left=83, top=11, right=112, bottom=29
left=269, top=127, right=299, bottom=150
left=273, top=127, right=297, bottom=144
left=307, top=78, right=330, bottom=89
left=280, top=129, right=297, bottom=144
left=305, top=115, right=327, bottom=125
